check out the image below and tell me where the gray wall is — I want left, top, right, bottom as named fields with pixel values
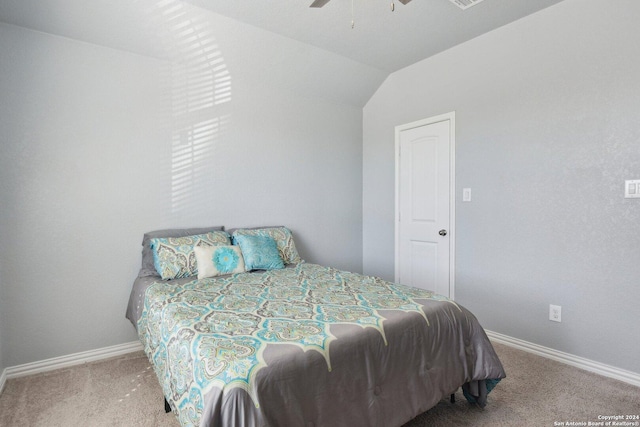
left=0, top=4, right=371, bottom=367
left=363, top=0, right=640, bottom=374
left=0, top=267, right=4, bottom=374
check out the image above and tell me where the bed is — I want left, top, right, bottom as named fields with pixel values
left=126, top=226, right=505, bottom=427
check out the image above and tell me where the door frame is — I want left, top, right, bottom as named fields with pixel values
left=394, top=111, right=456, bottom=299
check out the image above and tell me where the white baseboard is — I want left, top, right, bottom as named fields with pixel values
left=2, top=341, right=143, bottom=388
left=0, top=367, right=6, bottom=395
left=3, top=333, right=638, bottom=396
left=486, top=330, right=640, bottom=388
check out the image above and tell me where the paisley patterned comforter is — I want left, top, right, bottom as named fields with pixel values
left=134, top=263, right=505, bottom=427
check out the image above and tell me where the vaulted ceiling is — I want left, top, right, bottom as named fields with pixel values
left=184, top=0, right=564, bottom=72
left=0, top=0, right=565, bottom=106
left=1, top=0, right=564, bottom=73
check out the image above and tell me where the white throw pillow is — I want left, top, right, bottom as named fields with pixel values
left=194, top=245, right=246, bottom=279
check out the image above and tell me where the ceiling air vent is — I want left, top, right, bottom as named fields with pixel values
left=447, top=0, right=486, bottom=10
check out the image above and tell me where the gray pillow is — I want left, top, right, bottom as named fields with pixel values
left=139, top=226, right=225, bottom=277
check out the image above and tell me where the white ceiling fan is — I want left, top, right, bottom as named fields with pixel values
left=309, top=0, right=485, bottom=29
left=310, top=0, right=487, bottom=10
left=310, top=0, right=412, bottom=8
left=310, top=0, right=412, bottom=28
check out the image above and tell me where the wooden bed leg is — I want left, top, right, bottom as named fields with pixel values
left=164, top=398, right=171, bottom=413
left=450, top=393, right=456, bottom=403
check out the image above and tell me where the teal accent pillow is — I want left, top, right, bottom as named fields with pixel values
left=231, top=227, right=301, bottom=264
left=150, top=231, right=231, bottom=279
left=234, top=234, right=285, bottom=271
left=194, top=245, right=246, bottom=279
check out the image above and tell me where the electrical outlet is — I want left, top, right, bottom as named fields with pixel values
left=625, top=180, right=640, bottom=198
left=549, top=304, right=561, bottom=322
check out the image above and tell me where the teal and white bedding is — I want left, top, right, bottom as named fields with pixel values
left=131, top=262, right=505, bottom=427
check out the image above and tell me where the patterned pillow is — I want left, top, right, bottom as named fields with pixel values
left=139, top=226, right=224, bottom=278
left=234, top=234, right=285, bottom=271
left=194, top=245, right=246, bottom=279
left=231, top=227, right=301, bottom=264
left=150, top=231, right=230, bottom=279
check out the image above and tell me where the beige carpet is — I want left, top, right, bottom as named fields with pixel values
left=1, top=342, right=638, bottom=426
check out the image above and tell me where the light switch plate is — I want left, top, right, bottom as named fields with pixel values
left=625, top=180, right=640, bottom=198
left=462, top=188, right=471, bottom=202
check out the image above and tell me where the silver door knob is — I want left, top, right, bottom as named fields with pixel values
left=439, top=229, right=447, bottom=236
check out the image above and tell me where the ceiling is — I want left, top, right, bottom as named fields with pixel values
left=183, top=0, right=565, bottom=72
left=0, top=0, right=564, bottom=74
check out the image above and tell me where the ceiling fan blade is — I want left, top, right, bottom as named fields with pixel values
left=310, top=0, right=331, bottom=7
left=398, top=0, right=412, bottom=4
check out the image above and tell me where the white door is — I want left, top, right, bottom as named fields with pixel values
left=395, top=113, right=454, bottom=298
